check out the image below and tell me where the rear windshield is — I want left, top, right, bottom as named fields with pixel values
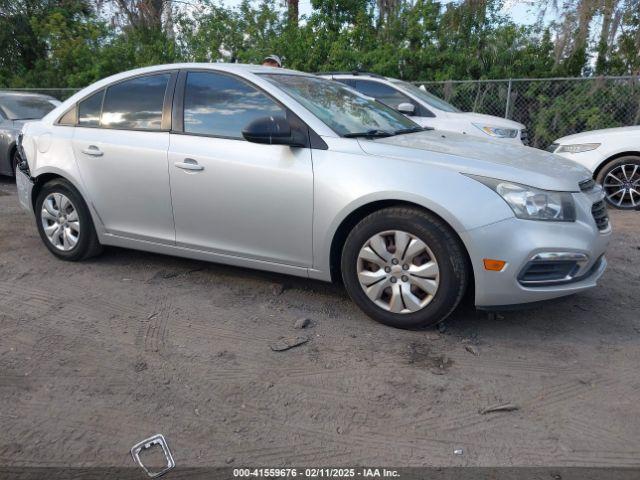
left=0, top=94, right=58, bottom=120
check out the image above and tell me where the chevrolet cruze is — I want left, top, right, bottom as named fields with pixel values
left=15, top=64, right=611, bottom=328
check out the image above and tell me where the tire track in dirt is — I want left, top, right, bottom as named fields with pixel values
left=141, top=296, right=171, bottom=353
left=0, top=280, right=147, bottom=322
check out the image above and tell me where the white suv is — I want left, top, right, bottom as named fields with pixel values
left=319, top=72, right=528, bottom=145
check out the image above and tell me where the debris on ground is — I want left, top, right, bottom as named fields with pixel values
left=130, top=434, right=175, bottom=478
left=293, top=318, right=311, bottom=329
left=270, top=335, right=309, bottom=352
left=453, top=448, right=464, bottom=455
left=465, top=345, right=479, bottom=356
left=479, top=403, right=520, bottom=415
left=158, top=270, right=180, bottom=279
left=487, top=312, right=505, bottom=321
left=271, top=283, right=285, bottom=295
left=134, top=360, right=148, bottom=373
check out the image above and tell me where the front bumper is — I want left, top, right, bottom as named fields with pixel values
left=462, top=192, right=611, bottom=307
left=16, top=167, right=34, bottom=214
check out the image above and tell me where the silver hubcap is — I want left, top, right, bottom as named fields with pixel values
left=356, top=230, right=440, bottom=314
left=603, top=164, right=640, bottom=208
left=40, top=193, right=80, bottom=251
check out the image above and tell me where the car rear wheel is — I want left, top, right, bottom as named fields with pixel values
left=341, top=207, right=469, bottom=329
left=596, top=156, right=640, bottom=210
left=35, top=179, right=102, bottom=261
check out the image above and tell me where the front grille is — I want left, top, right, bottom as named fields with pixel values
left=579, top=178, right=596, bottom=192
left=520, top=129, right=529, bottom=145
left=546, top=142, right=559, bottom=153
left=591, top=200, right=609, bottom=231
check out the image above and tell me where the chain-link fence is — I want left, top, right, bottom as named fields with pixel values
left=415, top=76, right=640, bottom=149
left=4, top=76, right=640, bottom=149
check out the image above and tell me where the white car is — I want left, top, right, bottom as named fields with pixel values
left=318, top=72, right=528, bottom=145
left=549, top=126, right=640, bottom=209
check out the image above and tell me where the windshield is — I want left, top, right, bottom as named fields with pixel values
left=391, top=80, right=460, bottom=113
left=260, top=74, right=419, bottom=136
left=0, top=94, right=58, bottom=120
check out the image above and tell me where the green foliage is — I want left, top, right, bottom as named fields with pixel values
left=2, top=0, right=638, bottom=89
left=1, top=0, right=638, bottom=146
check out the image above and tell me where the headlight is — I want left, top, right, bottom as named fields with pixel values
left=473, top=124, right=519, bottom=139
left=556, top=143, right=600, bottom=154
left=467, top=175, right=576, bottom=222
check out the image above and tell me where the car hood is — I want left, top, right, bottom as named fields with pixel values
left=446, top=111, right=525, bottom=130
left=555, top=125, right=640, bottom=144
left=358, top=130, right=591, bottom=191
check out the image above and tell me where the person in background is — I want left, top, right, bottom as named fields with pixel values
left=262, top=55, right=283, bottom=68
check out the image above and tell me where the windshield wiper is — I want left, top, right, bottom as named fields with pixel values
left=393, top=126, right=433, bottom=135
left=343, top=129, right=394, bottom=138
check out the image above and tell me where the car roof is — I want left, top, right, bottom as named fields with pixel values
left=0, top=90, right=57, bottom=101
left=317, top=72, right=393, bottom=81
left=69, top=63, right=316, bottom=98
left=98, top=62, right=314, bottom=78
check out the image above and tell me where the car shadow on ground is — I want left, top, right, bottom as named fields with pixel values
left=94, top=243, right=622, bottom=346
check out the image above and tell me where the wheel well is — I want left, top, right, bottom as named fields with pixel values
left=593, top=151, right=640, bottom=180
left=329, top=200, right=474, bottom=290
left=31, top=173, right=65, bottom=210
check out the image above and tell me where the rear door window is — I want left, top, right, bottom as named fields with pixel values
left=78, top=90, right=104, bottom=127
left=101, top=74, right=170, bottom=130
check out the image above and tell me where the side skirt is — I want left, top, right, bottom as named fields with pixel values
left=100, top=233, right=316, bottom=279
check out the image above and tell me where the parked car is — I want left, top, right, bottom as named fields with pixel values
left=0, top=91, right=60, bottom=177
left=16, top=64, right=610, bottom=328
left=549, top=126, right=640, bottom=210
left=318, top=71, right=528, bottom=145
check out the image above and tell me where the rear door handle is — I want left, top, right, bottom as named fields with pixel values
left=81, top=146, right=103, bottom=157
left=174, top=159, right=204, bottom=172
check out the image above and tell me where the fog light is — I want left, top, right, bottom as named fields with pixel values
left=483, top=259, right=506, bottom=271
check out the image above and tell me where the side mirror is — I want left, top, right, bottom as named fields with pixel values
left=242, top=116, right=304, bottom=146
left=397, top=102, right=416, bottom=115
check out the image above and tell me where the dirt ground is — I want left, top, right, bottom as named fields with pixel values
left=0, top=176, right=639, bottom=469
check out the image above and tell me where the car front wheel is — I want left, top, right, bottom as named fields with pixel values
left=596, top=156, right=640, bottom=210
left=341, top=207, right=469, bottom=329
left=35, top=179, right=102, bottom=261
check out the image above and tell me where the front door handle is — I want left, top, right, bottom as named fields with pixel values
left=81, top=145, right=103, bottom=157
left=174, top=159, right=204, bottom=172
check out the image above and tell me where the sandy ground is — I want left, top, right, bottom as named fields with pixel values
left=0, top=176, right=639, bottom=469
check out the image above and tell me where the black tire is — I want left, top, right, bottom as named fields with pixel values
left=596, top=155, right=640, bottom=210
left=341, top=207, right=469, bottom=329
left=11, top=149, right=20, bottom=176
left=34, top=178, right=103, bottom=261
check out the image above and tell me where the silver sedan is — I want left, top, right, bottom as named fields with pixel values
left=15, top=64, right=611, bottom=328
left=0, top=91, right=60, bottom=176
